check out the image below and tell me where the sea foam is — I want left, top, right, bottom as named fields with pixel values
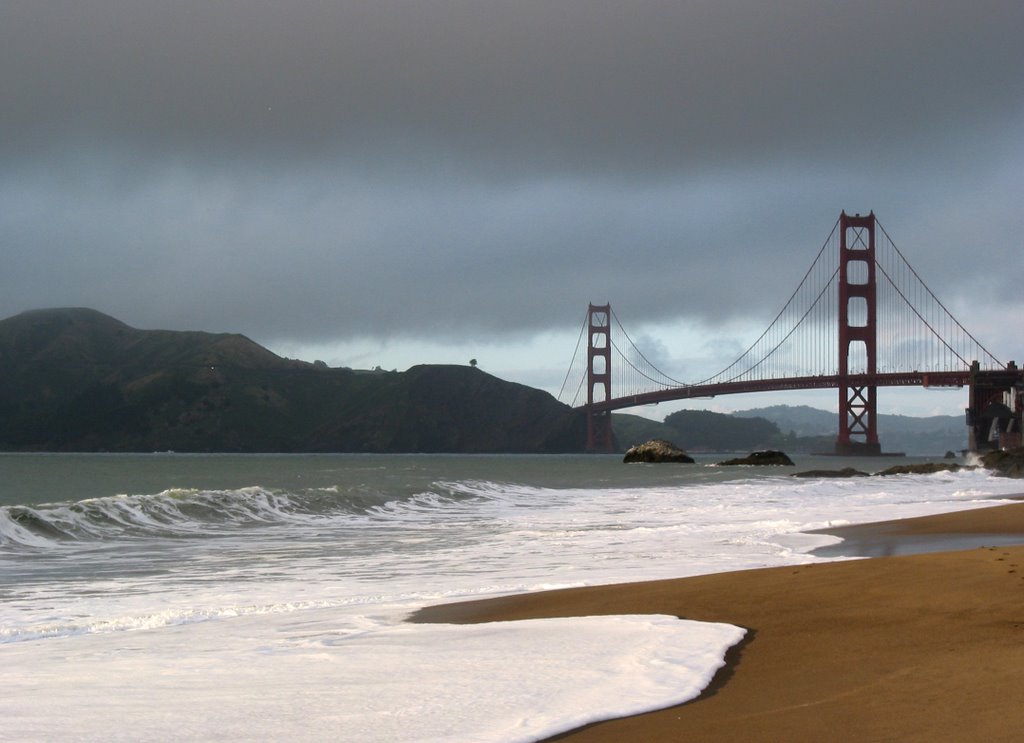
left=0, top=611, right=744, bottom=743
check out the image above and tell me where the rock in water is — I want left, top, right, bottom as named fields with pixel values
left=980, top=447, right=1024, bottom=478
left=875, top=462, right=968, bottom=476
left=718, top=450, right=795, bottom=466
left=792, top=467, right=869, bottom=478
left=623, top=439, right=695, bottom=464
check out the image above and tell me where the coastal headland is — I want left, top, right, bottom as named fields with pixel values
left=0, top=308, right=585, bottom=453
left=413, top=501, right=1024, bottom=742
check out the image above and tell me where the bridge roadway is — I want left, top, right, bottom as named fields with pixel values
left=580, top=371, right=970, bottom=414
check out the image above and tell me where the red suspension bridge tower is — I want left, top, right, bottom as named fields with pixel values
left=585, top=303, right=615, bottom=452
left=836, top=212, right=880, bottom=455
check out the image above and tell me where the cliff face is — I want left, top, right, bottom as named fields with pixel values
left=0, top=308, right=586, bottom=453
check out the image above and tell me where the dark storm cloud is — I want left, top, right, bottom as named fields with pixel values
left=1, top=0, right=1021, bottom=355
left=5, top=1, right=1021, bottom=169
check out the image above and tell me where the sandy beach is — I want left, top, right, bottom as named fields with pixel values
left=413, top=501, right=1024, bottom=742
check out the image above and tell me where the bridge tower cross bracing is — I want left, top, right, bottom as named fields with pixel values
left=836, top=211, right=882, bottom=455
left=585, top=303, right=615, bottom=453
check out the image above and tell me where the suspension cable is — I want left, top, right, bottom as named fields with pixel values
left=609, top=307, right=688, bottom=387
left=695, top=216, right=841, bottom=385
left=876, top=220, right=1002, bottom=367
left=557, top=309, right=589, bottom=402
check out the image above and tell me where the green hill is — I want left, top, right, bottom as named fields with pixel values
left=621, top=404, right=968, bottom=455
left=612, top=409, right=812, bottom=454
left=610, top=413, right=681, bottom=449
left=662, top=409, right=785, bottom=452
left=0, top=308, right=585, bottom=453
left=735, top=404, right=967, bottom=455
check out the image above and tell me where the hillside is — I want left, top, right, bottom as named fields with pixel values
left=614, top=403, right=969, bottom=455
left=662, top=409, right=783, bottom=452
left=612, top=410, right=822, bottom=453
left=610, top=414, right=681, bottom=449
left=0, top=308, right=585, bottom=453
left=734, top=404, right=967, bottom=455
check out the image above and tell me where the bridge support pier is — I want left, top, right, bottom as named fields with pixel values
left=585, top=410, right=615, bottom=454
left=836, top=212, right=881, bottom=455
left=836, top=384, right=881, bottom=455
left=585, top=303, right=616, bottom=453
left=967, top=361, right=1023, bottom=452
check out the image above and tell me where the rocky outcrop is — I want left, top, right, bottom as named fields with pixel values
left=623, top=439, right=695, bottom=463
left=875, top=462, right=968, bottom=476
left=718, top=450, right=794, bottom=466
left=980, top=447, right=1024, bottom=478
left=792, top=467, right=869, bottom=478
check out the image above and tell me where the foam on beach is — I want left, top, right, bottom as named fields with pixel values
left=0, top=610, right=744, bottom=743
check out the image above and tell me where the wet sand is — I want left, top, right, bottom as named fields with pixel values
left=412, top=501, right=1024, bottom=742
left=809, top=499, right=1024, bottom=557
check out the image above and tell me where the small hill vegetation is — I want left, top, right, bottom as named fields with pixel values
left=0, top=308, right=585, bottom=453
left=614, top=404, right=968, bottom=455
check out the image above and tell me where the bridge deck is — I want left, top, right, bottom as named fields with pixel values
left=580, top=371, right=969, bottom=413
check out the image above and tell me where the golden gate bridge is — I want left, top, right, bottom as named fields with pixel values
left=558, top=212, right=1022, bottom=454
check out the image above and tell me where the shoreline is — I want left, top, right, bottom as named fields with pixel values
left=412, top=499, right=1024, bottom=742
left=810, top=500, right=1024, bottom=557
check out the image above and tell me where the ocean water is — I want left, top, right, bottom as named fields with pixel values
left=2, top=452, right=1021, bottom=742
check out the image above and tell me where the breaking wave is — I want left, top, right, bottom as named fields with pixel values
left=0, top=482, right=494, bottom=550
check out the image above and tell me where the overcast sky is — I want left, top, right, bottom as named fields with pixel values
left=2, top=1, right=1021, bottom=418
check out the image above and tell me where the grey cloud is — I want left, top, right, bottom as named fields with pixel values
left=3, top=1, right=1021, bottom=172
left=1, top=0, right=1021, bottom=364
